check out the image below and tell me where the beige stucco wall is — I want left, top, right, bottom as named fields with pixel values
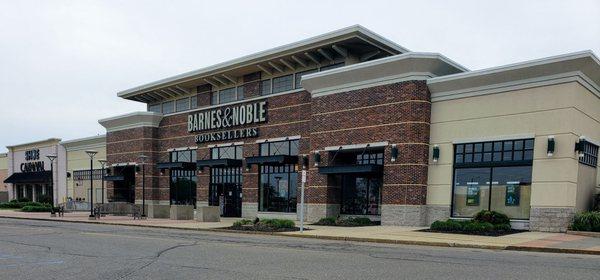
left=0, top=153, right=8, bottom=200
left=64, top=138, right=107, bottom=203
left=428, top=82, right=600, bottom=213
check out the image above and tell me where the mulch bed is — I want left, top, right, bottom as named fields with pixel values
left=420, top=228, right=526, bottom=237
left=222, top=224, right=304, bottom=232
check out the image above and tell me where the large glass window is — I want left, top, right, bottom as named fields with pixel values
left=260, top=80, right=272, bottom=95
left=162, top=101, right=175, bottom=114
left=148, top=104, right=161, bottom=113
left=176, top=98, right=190, bottom=112
left=190, top=96, right=198, bottom=109
left=169, top=149, right=197, bottom=206
left=341, top=176, right=381, bottom=215
left=258, top=139, right=299, bottom=213
left=211, top=145, right=243, bottom=160
left=272, top=75, right=293, bottom=93
left=209, top=145, right=243, bottom=216
left=294, top=69, right=317, bottom=89
left=452, top=139, right=534, bottom=219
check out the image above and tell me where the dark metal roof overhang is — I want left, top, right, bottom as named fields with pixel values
left=245, top=155, right=299, bottom=166
left=4, top=171, right=52, bottom=184
left=104, top=175, right=125, bottom=182
left=196, top=159, right=243, bottom=168
left=156, top=162, right=197, bottom=170
left=318, top=164, right=383, bottom=175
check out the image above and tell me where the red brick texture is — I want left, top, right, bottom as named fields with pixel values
left=105, top=79, right=431, bottom=212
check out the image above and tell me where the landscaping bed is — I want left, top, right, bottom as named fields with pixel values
left=424, top=210, right=523, bottom=236
left=225, top=218, right=301, bottom=232
left=313, top=217, right=379, bottom=227
left=0, top=199, right=53, bottom=212
left=571, top=211, right=600, bottom=232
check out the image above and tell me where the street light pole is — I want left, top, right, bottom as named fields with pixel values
left=138, top=154, right=148, bottom=218
left=46, top=155, right=57, bottom=207
left=98, top=159, right=107, bottom=205
left=85, top=150, right=98, bottom=219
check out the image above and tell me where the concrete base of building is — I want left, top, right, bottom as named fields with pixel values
left=381, top=205, right=427, bottom=226
left=196, top=206, right=220, bottom=222
left=170, top=205, right=194, bottom=220
left=529, top=207, right=575, bottom=232
left=242, top=202, right=258, bottom=219
left=426, top=205, right=450, bottom=225
left=305, top=203, right=340, bottom=222
left=147, top=204, right=170, bottom=219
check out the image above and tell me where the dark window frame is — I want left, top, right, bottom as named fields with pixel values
left=169, top=149, right=197, bottom=207
left=580, top=141, right=599, bottom=167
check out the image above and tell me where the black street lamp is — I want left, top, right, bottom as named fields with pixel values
left=138, top=154, right=148, bottom=218
left=98, top=159, right=107, bottom=205
left=85, top=150, right=98, bottom=219
left=46, top=154, right=57, bottom=207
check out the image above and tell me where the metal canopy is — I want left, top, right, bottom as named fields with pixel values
left=245, top=155, right=299, bottom=166
left=156, top=162, right=197, bottom=170
left=103, top=175, right=125, bottom=182
left=196, top=159, right=243, bottom=168
left=3, top=171, right=52, bottom=184
left=318, top=164, right=383, bottom=175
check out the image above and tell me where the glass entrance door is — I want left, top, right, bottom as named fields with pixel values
left=210, top=167, right=242, bottom=217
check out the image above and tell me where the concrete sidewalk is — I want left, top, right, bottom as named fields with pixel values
left=1, top=209, right=599, bottom=255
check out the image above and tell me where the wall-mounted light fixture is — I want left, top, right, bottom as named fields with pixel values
left=313, top=151, right=321, bottom=167
left=575, top=136, right=586, bottom=158
left=301, top=155, right=309, bottom=170
left=547, top=136, right=555, bottom=157
left=135, top=165, right=141, bottom=175
left=197, top=167, right=204, bottom=174
left=159, top=168, right=166, bottom=176
left=245, top=163, right=251, bottom=172
left=390, top=144, right=398, bottom=162
left=432, top=145, right=440, bottom=163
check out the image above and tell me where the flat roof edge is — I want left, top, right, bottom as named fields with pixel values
left=6, top=138, right=62, bottom=149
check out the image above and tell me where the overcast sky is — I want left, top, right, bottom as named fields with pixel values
left=1, top=0, right=599, bottom=152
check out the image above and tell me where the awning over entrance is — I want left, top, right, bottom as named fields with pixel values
left=3, top=171, right=52, bottom=184
left=196, top=159, right=243, bottom=168
left=245, top=155, right=298, bottom=166
left=156, top=162, right=197, bottom=170
left=104, top=175, right=125, bottom=182
left=318, top=164, right=383, bottom=175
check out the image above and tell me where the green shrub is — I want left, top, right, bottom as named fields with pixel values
left=316, top=217, right=337, bottom=226
left=0, top=202, right=22, bottom=209
left=259, top=219, right=295, bottom=229
left=493, top=223, right=512, bottom=231
left=572, top=211, right=600, bottom=232
left=37, top=195, right=53, bottom=204
left=431, top=219, right=464, bottom=231
left=21, top=205, right=52, bottom=212
left=17, top=198, right=31, bottom=203
left=233, top=219, right=254, bottom=227
left=335, top=217, right=374, bottom=226
left=463, top=222, right=494, bottom=233
left=473, top=210, right=510, bottom=225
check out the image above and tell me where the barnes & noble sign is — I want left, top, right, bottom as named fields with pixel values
left=188, top=101, right=267, bottom=143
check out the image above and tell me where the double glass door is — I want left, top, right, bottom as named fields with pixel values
left=452, top=166, right=532, bottom=219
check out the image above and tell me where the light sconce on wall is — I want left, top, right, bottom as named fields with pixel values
left=245, top=163, right=251, bottom=172
left=575, top=136, right=587, bottom=158
left=301, top=155, right=309, bottom=170
left=197, top=167, right=204, bottom=174
left=313, top=151, right=321, bottom=167
left=432, top=145, right=440, bottom=163
left=547, top=136, right=555, bottom=157
left=390, top=144, right=398, bottom=162
left=159, top=169, right=166, bottom=176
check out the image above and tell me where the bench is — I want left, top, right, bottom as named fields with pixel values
left=93, top=202, right=142, bottom=219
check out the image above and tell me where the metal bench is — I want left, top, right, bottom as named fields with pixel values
left=93, top=202, right=142, bottom=219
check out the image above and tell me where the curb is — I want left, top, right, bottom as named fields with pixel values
left=1, top=215, right=598, bottom=255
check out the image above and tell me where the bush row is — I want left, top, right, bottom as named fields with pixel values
left=21, top=205, right=53, bottom=212
left=231, top=218, right=295, bottom=231
left=431, top=219, right=511, bottom=233
left=315, top=217, right=376, bottom=227
left=0, top=201, right=50, bottom=209
left=572, top=211, right=600, bottom=232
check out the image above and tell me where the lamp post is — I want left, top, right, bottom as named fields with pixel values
left=138, top=154, right=148, bottom=218
left=46, top=154, right=57, bottom=207
left=98, top=159, right=107, bottom=205
left=85, top=150, right=98, bottom=219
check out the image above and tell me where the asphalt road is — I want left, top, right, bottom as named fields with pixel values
left=0, top=218, right=599, bottom=280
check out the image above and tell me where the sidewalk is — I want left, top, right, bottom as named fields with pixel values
left=1, top=209, right=599, bottom=255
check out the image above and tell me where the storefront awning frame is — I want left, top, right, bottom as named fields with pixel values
left=318, top=164, right=383, bottom=175
left=196, top=159, right=243, bottom=168
left=245, top=155, right=299, bottom=166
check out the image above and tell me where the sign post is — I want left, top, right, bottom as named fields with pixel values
left=300, top=169, right=307, bottom=233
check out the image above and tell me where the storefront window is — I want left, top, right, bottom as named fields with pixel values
left=338, top=151, right=383, bottom=215
left=209, top=145, right=243, bottom=217
left=452, top=139, right=534, bottom=219
left=258, top=139, right=299, bottom=212
left=169, top=149, right=197, bottom=206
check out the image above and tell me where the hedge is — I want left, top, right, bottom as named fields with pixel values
left=572, top=211, right=600, bottom=232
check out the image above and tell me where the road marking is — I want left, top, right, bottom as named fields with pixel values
left=0, top=260, right=64, bottom=268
